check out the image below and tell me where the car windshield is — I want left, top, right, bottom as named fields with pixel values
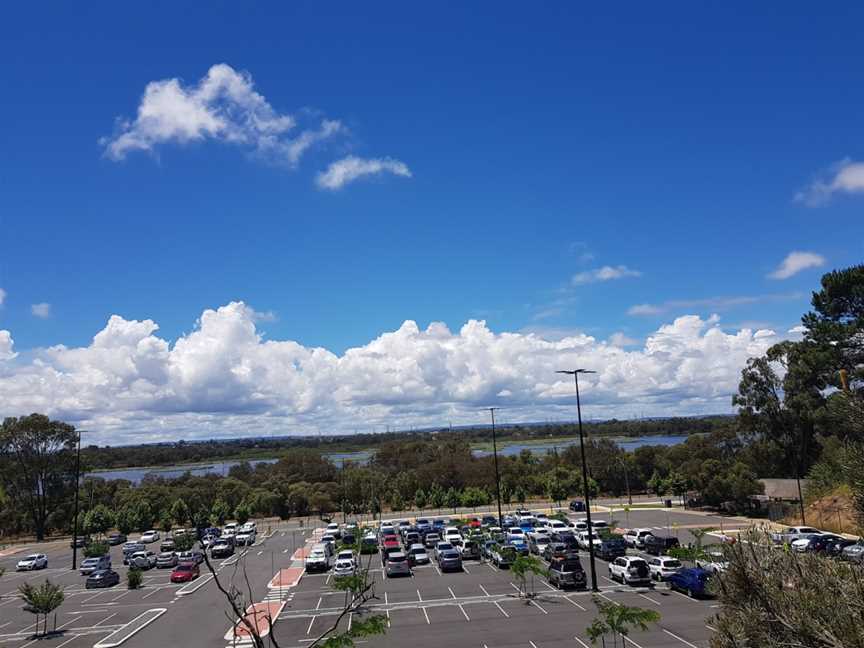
left=25, top=555, right=41, bottom=560
left=310, top=551, right=325, bottom=558
left=388, top=555, right=406, bottom=563
left=664, top=559, right=682, bottom=568
left=176, top=564, right=193, bottom=571
left=560, top=560, right=582, bottom=571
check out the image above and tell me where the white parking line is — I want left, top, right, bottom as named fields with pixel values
left=433, top=564, right=441, bottom=576
left=416, top=589, right=423, bottom=602
left=564, top=595, right=586, bottom=611
left=529, top=599, right=548, bottom=615
left=669, top=590, right=701, bottom=603
left=529, top=642, right=539, bottom=648
left=663, top=629, right=700, bottom=647
left=58, top=616, right=83, bottom=630
left=541, top=580, right=557, bottom=592
left=52, top=635, right=81, bottom=648
left=623, top=636, right=645, bottom=648
left=111, top=591, right=129, bottom=602
left=81, top=591, right=104, bottom=603
left=458, top=604, right=470, bottom=621
left=421, top=607, right=430, bottom=624
left=95, top=613, right=118, bottom=626
left=638, top=593, right=660, bottom=606
left=462, top=564, right=470, bottom=574
left=574, top=636, right=591, bottom=648
left=478, top=584, right=490, bottom=597
left=486, top=562, right=499, bottom=572
left=448, top=587, right=457, bottom=599
left=347, top=613, right=352, bottom=632
left=306, top=615, right=316, bottom=635
left=384, top=593, right=390, bottom=627
left=494, top=601, right=509, bottom=618
left=706, top=625, right=717, bottom=632
left=142, top=586, right=165, bottom=599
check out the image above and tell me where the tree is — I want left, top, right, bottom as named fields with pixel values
left=211, top=498, right=230, bottom=525
left=83, top=504, right=114, bottom=538
left=667, top=472, right=688, bottom=505
left=647, top=470, right=668, bottom=497
left=445, top=487, right=461, bottom=513
left=414, top=488, right=427, bottom=510
left=0, top=414, right=77, bottom=540
left=586, top=596, right=660, bottom=647
left=170, top=498, right=190, bottom=527
left=234, top=502, right=250, bottom=525
left=510, top=555, right=547, bottom=598
left=711, top=530, right=864, bottom=647
left=19, top=580, right=65, bottom=636
left=514, top=484, right=527, bottom=505
left=428, top=483, right=446, bottom=509
left=115, top=506, right=135, bottom=535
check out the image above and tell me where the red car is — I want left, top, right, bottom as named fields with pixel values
left=469, top=518, right=482, bottom=529
left=170, top=562, right=199, bottom=583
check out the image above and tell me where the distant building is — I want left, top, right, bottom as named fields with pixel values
left=751, top=478, right=810, bottom=520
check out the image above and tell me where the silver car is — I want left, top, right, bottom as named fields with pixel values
left=384, top=552, right=411, bottom=578
left=333, top=559, right=355, bottom=577
left=80, top=556, right=111, bottom=575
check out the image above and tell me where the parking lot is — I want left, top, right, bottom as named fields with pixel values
left=0, top=507, right=750, bottom=648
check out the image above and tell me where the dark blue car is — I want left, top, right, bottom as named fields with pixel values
left=667, top=567, right=712, bottom=598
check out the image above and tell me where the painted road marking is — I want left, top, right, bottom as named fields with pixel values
left=421, top=607, right=430, bottom=625
left=494, top=601, right=509, bottom=618
left=478, top=584, right=490, bottom=597
left=663, top=629, right=700, bottom=647
left=57, top=616, right=83, bottom=631
left=177, top=574, right=213, bottom=596
left=529, top=642, right=539, bottom=648
left=574, top=636, right=592, bottom=648
left=458, top=604, right=470, bottom=621
left=93, top=608, right=167, bottom=648
left=448, top=587, right=457, bottom=599
left=462, top=564, right=470, bottom=574
left=306, top=616, right=315, bottom=635
left=638, top=593, right=660, bottom=606
left=565, top=595, right=586, bottom=611
left=622, top=635, right=646, bottom=648
left=529, top=599, right=548, bottom=615
left=94, top=614, right=118, bottom=627
left=416, top=589, right=423, bottom=602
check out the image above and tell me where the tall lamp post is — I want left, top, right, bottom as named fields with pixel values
left=487, top=407, right=504, bottom=527
left=556, top=369, right=598, bottom=592
left=71, top=430, right=82, bottom=570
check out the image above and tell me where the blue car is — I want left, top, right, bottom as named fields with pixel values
left=508, top=538, right=530, bottom=556
left=667, top=568, right=712, bottom=598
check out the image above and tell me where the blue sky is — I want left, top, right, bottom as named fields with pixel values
left=0, top=2, right=862, bottom=442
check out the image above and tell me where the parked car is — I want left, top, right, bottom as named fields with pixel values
left=623, top=528, right=654, bottom=549
left=824, top=537, right=857, bottom=557
left=306, top=543, right=333, bottom=572
left=548, top=556, right=587, bottom=589
left=643, top=534, right=680, bottom=556
left=424, top=533, right=441, bottom=549
left=80, top=555, right=111, bottom=575
left=408, top=544, right=430, bottom=565
left=667, top=567, right=712, bottom=598
left=129, top=551, right=157, bottom=570
left=433, top=542, right=454, bottom=561
left=170, top=562, right=200, bottom=583
left=528, top=534, right=550, bottom=557
left=797, top=534, right=842, bottom=553
left=543, top=542, right=569, bottom=562
left=508, top=537, right=530, bottom=556
left=695, top=550, right=729, bottom=574
left=438, top=549, right=463, bottom=572
left=491, top=544, right=517, bottom=568
left=176, top=550, right=204, bottom=565
left=157, top=551, right=178, bottom=569
left=86, top=569, right=120, bottom=589
left=107, top=532, right=127, bottom=546
left=159, top=540, right=176, bottom=552
left=569, top=500, right=586, bottom=512
left=360, top=534, right=378, bottom=554
left=70, top=535, right=91, bottom=549
left=235, top=530, right=257, bottom=546
left=210, top=541, right=234, bottom=559
left=16, top=554, right=48, bottom=571
left=842, top=542, right=864, bottom=563
left=461, top=540, right=481, bottom=560
left=577, top=531, right=602, bottom=551
left=771, top=526, right=823, bottom=545
left=648, top=556, right=682, bottom=581
left=325, top=522, right=342, bottom=539
left=140, top=530, right=160, bottom=544
left=122, top=542, right=145, bottom=563
left=333, top=559, right=355, bottom=577
left=385, top=552, right=412, bottom=578
left=595, top=538, right=627, bottom=561
left=608, top=556, right=651, bottom=585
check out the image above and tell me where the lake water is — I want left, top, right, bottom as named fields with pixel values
left=89, top=435, right=688, bottom=485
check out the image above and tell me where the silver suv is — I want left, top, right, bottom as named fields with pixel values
left=384, top=552, right=411, bottom=578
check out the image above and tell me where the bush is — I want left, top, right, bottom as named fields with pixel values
left=127, top=569, right=143, bottom=590
left=84, top=541, right=109, bottom=558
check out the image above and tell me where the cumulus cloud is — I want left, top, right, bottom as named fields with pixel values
left=316, top=156, right=412, bottom=190
left=608, top=332, right=639, bottom=347
left=795, top=159, right=864, bottom=206
left=768, top=251, right=826, bottom=280
left=31, top=303, right=51, bottom=319
left=101, top=63, right=343, bottom=167
left=572, top=265, right=641, bottom=285
left=0, top=331, right=15, bottom=361
left=628, top=292, right=803, bottom=316
left=0, top=302, right=784, bottom=444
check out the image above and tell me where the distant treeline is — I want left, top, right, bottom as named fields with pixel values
left=80, top=416, right=731, bottom=470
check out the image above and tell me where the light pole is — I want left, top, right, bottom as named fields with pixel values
left=557, top=369, right=598, bottom=592
left=71, top=430, right=82, bottom=570
left=487, top=408, right=504, bottom=527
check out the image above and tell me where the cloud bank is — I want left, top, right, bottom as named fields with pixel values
left=0, top=302, right=782, bottom=445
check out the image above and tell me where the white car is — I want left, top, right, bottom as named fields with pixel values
left=590, top=520, right=609, bottom=532
left=507, top=527, right=525, bottom=536
left=623, top=528, right=654, bottom=548
left=337, top=549, right=355, bottom=562
left=16, top=554, right=48, bottom=571
left=223, top=522, right=238, bottom=534
left=235, top=530, right=256, bottom=546
left=547, top=519, right=569, bottom=532
left=577, top=531, right=602, bottom=550
left=647, top=556, right=682, bottom=581
left=408, top=543, right=430, bottom=565
left=695, top=551, right=729, bottom=574
left=608, top=556, right=651, bottom=585
left=333, top=559, right=355, bottom=577
left=444, top=527, right=462, bottom=541
left=140, top=530, right=160, bottom=543
left=326, top=522, right=342, bottom=539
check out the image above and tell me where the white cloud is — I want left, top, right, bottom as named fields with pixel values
left=316, top=156, right=412, bottom=190
left=795, top=159, right=864, bottom=206
left=628, top=292, right=803, bottom=316
left=608, top=332, right=639, bottom=347
left=572, top=265, right=641, bottom=285
left=0, top=302, right=786, bottom=444
left=0, top=288, right=6, bottom=306
left=31, top=303, right=51, bottom=319
left=767, top=251, right=826, bottom=280
left=101, top=64, right=342, bottom=167
left=0, top=331, right=15, bottom=361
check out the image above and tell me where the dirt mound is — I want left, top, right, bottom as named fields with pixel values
left=783, top=485, right=860, bottom=536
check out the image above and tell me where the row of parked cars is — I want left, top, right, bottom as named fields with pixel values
left=772, top=525, right=864, bottom=562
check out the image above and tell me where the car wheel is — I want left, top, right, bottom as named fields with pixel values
left=687, top=588, right=694, bottom=598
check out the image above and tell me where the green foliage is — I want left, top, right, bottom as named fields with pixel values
left=83, top=504, right=114, bottom=537
left=711, top=530, right=864, bottom=647
left=414, top=488, right=427, bottom=509
left=233, top=502, right=250, bottom=525
left=170, top=499, right=190, bottom=527
left=428, top=483, right=446, bottom=508
left=460, top=486, right=490, bottom=508
left=320, top=615, right=387, bottom=648
left=445, top=487, right=461, bottom=511
left=159, top=512, right=172, bottom=533
left=84, top=541, right=109, bottom=558
left=126, top=568, right=143, bottom=589
left=19, top=579, right=65, bottom=636
left=172, top=532, right=195, bottom=552
left=211, top=498, right=230, bottom=525
left=115, top=506, right=135, bottom=535
left=510, top=554, right=547, bottom=598
left=647, top=470, right=668, bottom=497
left=586, top=595, right=660, bottom=647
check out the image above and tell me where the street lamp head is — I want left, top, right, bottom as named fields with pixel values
left=556, top=369, right=596, bottom=375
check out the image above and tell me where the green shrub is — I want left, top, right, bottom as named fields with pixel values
left=84, top=541, right=109, bottom=558
left=127, top=569, right=143, bottom=590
